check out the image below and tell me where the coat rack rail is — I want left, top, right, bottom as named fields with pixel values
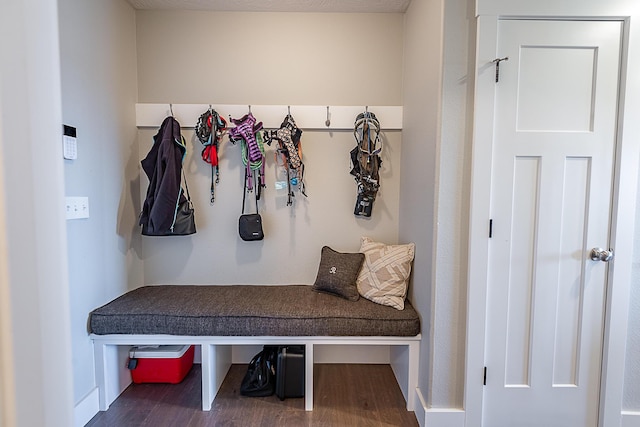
left=135, top=104, right=403, bottom=130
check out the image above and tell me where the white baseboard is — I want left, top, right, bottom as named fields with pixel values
left=413, top=388, right=465, bottom=427
left=74, top=387, right=99, bottom=427
left=425, top=407, right=465, bottom=427
left=415, top=388, right=427, bottom=427
left=622, top=411, right=640, bottom=427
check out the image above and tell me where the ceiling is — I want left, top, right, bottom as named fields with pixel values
left=125, top=0, right=411, bottom=13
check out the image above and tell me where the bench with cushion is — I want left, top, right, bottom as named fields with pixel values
left=89, top=284, right=421, bottom=412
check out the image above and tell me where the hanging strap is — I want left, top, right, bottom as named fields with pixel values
left=170, top=169, right=192, bottom=232
left=203, top=134, right=218, bottom=204
left=286, top=164, right=293, bottom=206
left=197, top=109, right=226, bottom=205
left=242, top=168, right=259, bottom=215
left=182, top=168, right=192, bottom=203
left=212, top=150, right=219, bottom=205
left=299, top=163, right=306, bottom=197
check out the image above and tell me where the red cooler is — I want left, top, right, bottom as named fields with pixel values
left=128, top=344, right=194, bottom=384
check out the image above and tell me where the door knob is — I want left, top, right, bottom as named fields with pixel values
left=590, top=247, right=614, bottom=262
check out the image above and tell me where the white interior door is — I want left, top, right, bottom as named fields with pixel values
left=483, top=20, right=621, bottom=427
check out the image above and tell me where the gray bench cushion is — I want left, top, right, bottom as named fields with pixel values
left=89, top=285, right=420, bottom=337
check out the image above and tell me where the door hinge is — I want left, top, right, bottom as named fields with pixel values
left=483, top=366, right=487, bottom=385
left=489, top=219, right=493, bottom=238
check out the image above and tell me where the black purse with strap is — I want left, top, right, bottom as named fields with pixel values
left=239, top=170, right=263, bottom=241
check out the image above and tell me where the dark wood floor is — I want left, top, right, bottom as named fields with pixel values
left=86, top=363, right=419, bottom=426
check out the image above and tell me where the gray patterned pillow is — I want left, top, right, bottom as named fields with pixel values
left=312, top=246, right=365, bottom=301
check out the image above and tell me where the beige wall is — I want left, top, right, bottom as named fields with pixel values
left=58, top=0, right=139, bottom=406
left=0, top=95, right=14, bottom=427
left=136, top=11, right=406, bottom=285
left=136, top=11, right=403, bottom=106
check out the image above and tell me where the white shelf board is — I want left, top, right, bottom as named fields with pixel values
left=135, top=104, right=403, bottom=130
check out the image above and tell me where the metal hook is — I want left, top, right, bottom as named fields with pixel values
left=492, top=57, right=509, bottom=83
left=208, top=104, right=213, bottom=114
left=325, top=106, right=331, bottom=127
left=365, top=105, right=369, bottom=113
left=288, top=105, right=291, bottom=115
left=248, top=105, right=251, bottom=114
left=170, top=103, right=174, bottom=116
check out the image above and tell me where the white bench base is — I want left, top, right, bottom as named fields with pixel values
left=91, top=334, right=421, bottom=412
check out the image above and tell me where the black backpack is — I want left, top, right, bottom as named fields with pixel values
left=240, top=346, right=278, bottom=397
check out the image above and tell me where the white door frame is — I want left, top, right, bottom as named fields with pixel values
left=464, top=15, right=640, bottom=427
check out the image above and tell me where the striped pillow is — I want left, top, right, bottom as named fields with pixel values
left=356, top=237, right=415, bottom=310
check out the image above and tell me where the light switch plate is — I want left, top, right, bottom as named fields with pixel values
left=65, top=197, right=89, bottom=220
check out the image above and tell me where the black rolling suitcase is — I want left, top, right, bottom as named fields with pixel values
left=275, top=345, right=305, bottom=400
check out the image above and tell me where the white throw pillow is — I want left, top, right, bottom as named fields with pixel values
left=356, top=237, right=415, bottom=310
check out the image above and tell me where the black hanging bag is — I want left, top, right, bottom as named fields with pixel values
left=142, top=169, right=196, bottom=236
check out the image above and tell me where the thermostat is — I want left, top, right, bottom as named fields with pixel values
left=63, top=124, right=77, bottom=160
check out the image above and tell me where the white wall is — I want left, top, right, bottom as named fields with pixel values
left=400, top=0, right=444, bottom=404
left=58, top=0, right=140, bottom=408
left=0, top=0, right=74, bottom=425
left=429, top=0, right=475, bottom=408
left=136, top=11, right=406, bottom=285
left=402, top=0, right=476, bottom=411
